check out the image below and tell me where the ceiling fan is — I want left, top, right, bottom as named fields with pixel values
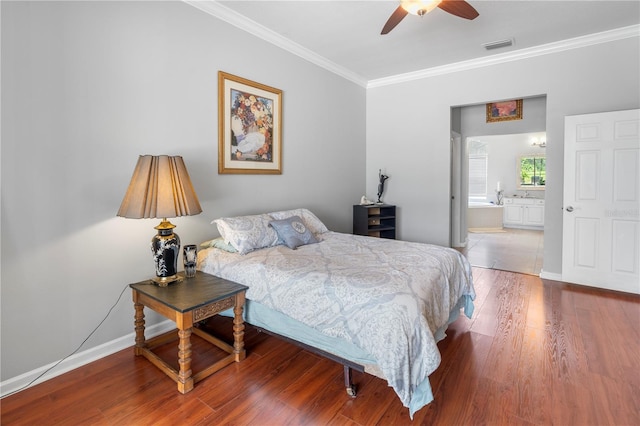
left=381, top=0, right=479, bottom=35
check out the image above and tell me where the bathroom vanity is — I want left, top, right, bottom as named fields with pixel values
left=503, top=197, right=545, bottom=229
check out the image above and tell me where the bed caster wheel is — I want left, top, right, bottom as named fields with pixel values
left=346, top=385, right=357, bottom=397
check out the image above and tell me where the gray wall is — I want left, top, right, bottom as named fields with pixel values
left=366, top=37, right=640, bottom=275
left=1, top=1, right=365, bottom=381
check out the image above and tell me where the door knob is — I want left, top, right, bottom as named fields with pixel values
left=565, top=206, right=574, bottom=212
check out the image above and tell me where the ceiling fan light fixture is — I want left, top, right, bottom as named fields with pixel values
left=382, top=0, right=478, bottom=35
left=401, top=0, right=443, bottom=16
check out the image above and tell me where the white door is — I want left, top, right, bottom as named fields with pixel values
left=563, top=109, right=640, bottom=294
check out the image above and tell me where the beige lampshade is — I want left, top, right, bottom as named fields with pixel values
left=117, top=155, right=202, bottom=219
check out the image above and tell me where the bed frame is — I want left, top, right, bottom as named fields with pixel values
left=255, top=326, right=364, bottom=397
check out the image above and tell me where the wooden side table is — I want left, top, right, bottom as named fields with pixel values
left=130, top=271, right=248, bottom=393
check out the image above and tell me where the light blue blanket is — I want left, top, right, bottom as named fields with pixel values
left=199, top=231, right=475, bottom=418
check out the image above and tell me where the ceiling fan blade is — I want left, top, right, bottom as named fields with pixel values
left=381, top=5, right=409, bottom=35
left=438, top=0, right=479, bottom=20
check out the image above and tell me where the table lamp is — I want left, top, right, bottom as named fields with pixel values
left=118, top=155, right=202, bottom=286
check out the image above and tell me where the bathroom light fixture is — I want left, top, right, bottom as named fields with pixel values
left=531, top=137, right=547, bottom=148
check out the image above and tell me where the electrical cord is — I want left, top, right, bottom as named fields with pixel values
left=2, top=283, right=131, bottom=398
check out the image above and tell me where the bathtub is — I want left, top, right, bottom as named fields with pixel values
left=468, top=202, right=504, bottom=231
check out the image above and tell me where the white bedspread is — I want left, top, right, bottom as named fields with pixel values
left=198, top=231, right=475, bottom=416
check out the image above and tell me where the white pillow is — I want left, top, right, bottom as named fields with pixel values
left=200, top=237, right=238, bottom=253
left=212, top=213, right=279, bottom=254
left=268, top=208, right=329, bottom=235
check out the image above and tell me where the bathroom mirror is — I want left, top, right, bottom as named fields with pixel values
left=517, top=155, right=546, bottom=189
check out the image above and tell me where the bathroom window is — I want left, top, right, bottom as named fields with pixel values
left=468, top=140, right=488, bottom=197
left=517, top=155, right=546, bottom=189
left=469, top=155, right=488, bottom=196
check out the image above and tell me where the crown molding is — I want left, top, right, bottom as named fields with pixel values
left=183, top=1, right=638, bottom=90
left=368, top=24, right=640, bottom=88
left=183, top=0, right=369, bottom=87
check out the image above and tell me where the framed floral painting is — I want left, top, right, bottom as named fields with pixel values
left=218, top=71, right=282, bottom=174
left=486, top=99, right=523, bottom=123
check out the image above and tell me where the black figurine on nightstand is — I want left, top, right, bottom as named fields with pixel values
left=377, top=169, right=389, bottom=203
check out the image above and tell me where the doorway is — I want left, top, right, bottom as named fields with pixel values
left=450, top=96, right=547, bottom=276
left=457, top=132, right=546, bottom=276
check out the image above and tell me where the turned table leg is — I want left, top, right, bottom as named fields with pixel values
left=233, top=292, right=247, bottom=362
left=177, top=327, right=194, bottom=394
left=133, top=301, right=145, bottom=356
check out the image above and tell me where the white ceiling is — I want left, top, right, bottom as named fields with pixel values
left=187, top=1, right=640, bottom=86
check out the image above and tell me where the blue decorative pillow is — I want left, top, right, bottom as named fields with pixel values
left=268, top=208, right=329, bottom=236
left=269, top=215, right=319, bottom=249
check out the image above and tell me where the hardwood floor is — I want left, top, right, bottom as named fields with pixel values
left=2, top=268, right=639, bottom=425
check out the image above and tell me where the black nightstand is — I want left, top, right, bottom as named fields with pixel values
left=353, top=204, right=396, bottom=239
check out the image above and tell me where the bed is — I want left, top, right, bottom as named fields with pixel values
left=197, top=208, right=475, bottom=418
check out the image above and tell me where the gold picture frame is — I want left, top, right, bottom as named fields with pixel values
left=486, top=99, right=523, bottom=123
left=218, top=71, right=282, bottom=174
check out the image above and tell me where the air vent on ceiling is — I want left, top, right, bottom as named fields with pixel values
left=482, top=38, right=514, bottom=51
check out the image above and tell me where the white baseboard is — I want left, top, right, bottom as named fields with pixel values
left=539, top=269, right=563, bottom=281
left=0, top=319, right=175, bottom=398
